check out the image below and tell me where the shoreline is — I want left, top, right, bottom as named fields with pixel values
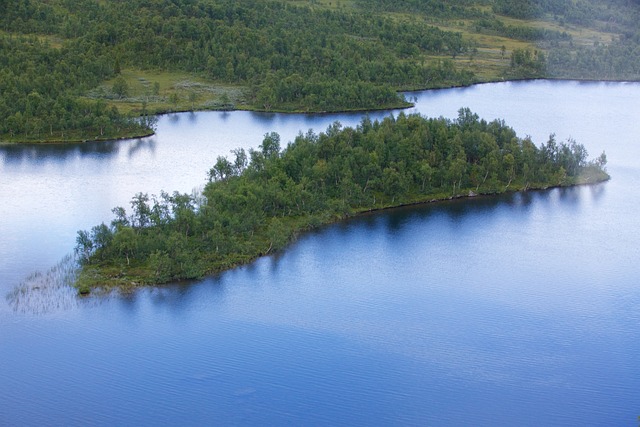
left=355, top=175, right=609, bottom=216
left=76, top=173, right=610, bottom=295
left=4, top=78, right=639, bottom=145
left=0, top=129, right=156, bottom=146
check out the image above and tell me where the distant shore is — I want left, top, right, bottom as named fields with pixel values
left=2, top=78, right=638, bottom=145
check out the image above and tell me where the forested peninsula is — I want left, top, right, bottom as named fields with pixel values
left=74, top=110, right=609, bottom=293
left=2, top=0, right=640, bottom=143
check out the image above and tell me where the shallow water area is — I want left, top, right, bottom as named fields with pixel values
left=1, top=80, right=639, bottom=426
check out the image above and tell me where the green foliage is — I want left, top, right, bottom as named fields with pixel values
left=0, top=35, right=151, bottom=141
left=356, top=0, right=491, bottom=19
left=0, top=0, right=483, bottom=141
left=508, top=48, right=546, bottom=78
left=491, top=0, right=620, bottom=25
left=75, top=110, right=609, bottom=292
left=547, top=33, right=640, bottom=80
left=474, top=18, right=571, bottom=42
left=492, top=0, right=545, bottom=19
left=3, top=0, right=640, bottom=142
left=112, top=77, right=129, bottom=99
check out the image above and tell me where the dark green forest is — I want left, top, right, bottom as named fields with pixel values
left=0, top=35, right=154, bottom=141
left=75, top=110, right=608, bottom=292
left=0, top=0, right=475, bottom=142
left=2, top=0, right=639, bottom=143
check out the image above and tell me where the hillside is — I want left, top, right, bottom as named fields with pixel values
left=1, top=0, right=639, bottom=143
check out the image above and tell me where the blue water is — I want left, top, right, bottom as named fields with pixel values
left=1, top=81, right=639, bottom=426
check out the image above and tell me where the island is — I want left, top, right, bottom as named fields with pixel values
left=74, top=109, right=609, bottom=294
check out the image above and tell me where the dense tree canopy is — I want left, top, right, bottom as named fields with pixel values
left=0, top=0, right=480, bottom=142
left=0, top=35, right=151, bottom=141
left=75, top=110, right=608, bottom=292
left=2, top=0, right=639, bottom=142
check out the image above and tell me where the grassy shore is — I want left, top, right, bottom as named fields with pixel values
left=2, top=0, right=631, bottom=145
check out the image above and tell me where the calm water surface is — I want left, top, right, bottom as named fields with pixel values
left=1, top=81, right=639, bottom=425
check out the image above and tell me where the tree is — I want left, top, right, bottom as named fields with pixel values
left=266, top=218, right=291, bottom=253
left=232, top=148, right=248, bottom=174
left=419, top=160, right=433, bottom=191
left=447, top=157, right=467, bottom=194
left=260, top=132, right=281, bottom=159
left=75, top=230, right=94, bottom=262
left=208, top=156, right=234, bottom=182
left=256, top=86, right=276, bottom=111
left=594, top=151, right=607, bottom=170
left=90, top=223, right=113, bottom=257
left=169, top=93, right=179, bottom=108
left=503, top=153, right=516, bottom=186
left=130, top=193, right=151, bottom=229
left=382, top=166, right=406, bottom=203
left=188, top=91, right=198, bottom=109
left=95, top=115, right=110, bottom=136
left=220, top=92, right=232, bottom=109
left=112, top=77, right=129, bottom=98
left=112, top=227, right=137, bottom=265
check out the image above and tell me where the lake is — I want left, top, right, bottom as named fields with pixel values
left=1, top=80, right=639, bottom=426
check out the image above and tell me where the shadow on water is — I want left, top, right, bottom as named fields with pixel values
left=99, top=274, right=230, bottom=316
left=1, top=137, right=158, bottom=165
left=349, top=191, right=531, bottom=233
left=322, top=183, right=610, bottom=243
left=167, top=113, right=181, bottom=123
left=148, top=282, right=207, bottom=307
left=127, top=137, right=156, bottom=158
left=261, top=190, right=545, bottom=275
left=15, top=185, right=601, bottom=315
left=556, top=185, right=584, bottom=205
left=588, top=181, right=607, bottom=201
left=1, top=141, right=119, bottom=164
left=246, top=108, right=408, bottom=130
left=248, top=111, right=278, bottom=126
